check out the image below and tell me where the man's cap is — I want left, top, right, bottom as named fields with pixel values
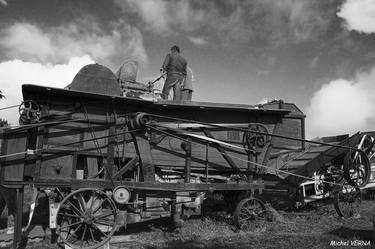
left=171, top=45, right=180, bottom=53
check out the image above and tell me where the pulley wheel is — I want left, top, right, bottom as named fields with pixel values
left=343, top=150, right=370, bottom=187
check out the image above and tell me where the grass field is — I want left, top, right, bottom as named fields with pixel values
left=21, top=199, right=374, bottom=249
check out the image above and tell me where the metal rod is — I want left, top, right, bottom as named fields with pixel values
left=182, top=127, right=192, bottom=183
left=184, top=138, right=192, bottom=183
left=146, top=125, right=349, bottom=188
left=147, top=113, right=362, bottom=151
left=205, top=143, right=209, bottom=183
left=201, top=129, right=246, bottom=179
left=247, top=153, right=253, bottom=181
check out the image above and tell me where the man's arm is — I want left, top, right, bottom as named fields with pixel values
left=161, top=54, right=170, bottom=73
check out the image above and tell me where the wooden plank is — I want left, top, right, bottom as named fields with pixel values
left=39, top=154, right=73, bottom=179
left=34, top=126, right=47, bottom=180
left=280, top=160, right=308, bottom=169
left=305, top=145, right=332, bottom=153
left=155, top=99, right=290, bottom=115
left=22, top=84, right=290, bottom=114
left=132, top=133, right=155, bottom=182
left=3, top=130, right=27, bottom=181
left=106, top=113, right=116, bottom=179
left=272, top=118, right=303, bottom=149
left=289, top=151, right=322, bottom=161
left=0, top=129, right=8, bottom=184
left=13, top=187, right=24, bottom=249
left=201, top=129, right=245, bottom=177
left=113, top=156, right=139, bottom=180
left=262, top=122, right=281, bottom=166
left=69, top=179, right=264, bottom=191
left=182, top=137, right=192, bottom=183
left=42, top=148, right=108, bottom=157
left=280, top=133, right=361, bottom=184
left=86, top=157, right=99, bottom=178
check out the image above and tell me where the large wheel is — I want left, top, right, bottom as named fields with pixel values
left=333, top=185, right=361, bottom=218
left=343, top=150, right=370, bottom=187
left=233, top=197, right=266, bottom=231
left=56, top=188, right=118, bottom=249
left=243, top=124, right=269, bottom=151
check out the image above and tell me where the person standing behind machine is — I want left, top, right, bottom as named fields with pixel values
left=181, top=66, right=194, bottom=101
left=161, top=45, right=187, bottom=100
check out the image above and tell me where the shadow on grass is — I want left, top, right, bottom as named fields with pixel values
left=123, top=215, right=213, bottom=235
left=145, top=240, right=206, bottom=249
left=124, top=217, right=177, bottom=234
left=328, top=227, right=373, bottom=242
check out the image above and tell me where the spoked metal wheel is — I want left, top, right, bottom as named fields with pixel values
left=56, top=188, right=118, bottom=249
left=233, top=197, right=266, bottom=232
left=333, top=185, right=361, bottom=218
left=18, top=100, right=40, bottom=124
left=343, top=150, right=370, bottom=187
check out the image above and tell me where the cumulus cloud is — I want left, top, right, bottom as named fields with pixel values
left=0, top=19, right=148, bottom=68
left=0, top=0, right=7, bottom=6
left=115, top=0, right=205, bottom=35
left=0, top=15, right=150, bottom=124
left=257, top=98, right=269, bottom=105
left=286, top=0, right=331, bottom=42
left=0, top=56, right=94, bottom=125
left=308, top=56, right=320, bottom=70
left=337, top=0, right=375, bottom=34
left=240, top=0, right=332, bottom=45
left=124, top=0, right=170, bottom=33
left=115, top=0, right=331, bottom=47
left=305, top=66, right=375, bottom=138
left=187, top=36, right=208, bottom=46
left=256, top=69, right=270, bottom=77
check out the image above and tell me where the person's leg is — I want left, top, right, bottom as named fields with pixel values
left=0, top=194, right=6, bottom=233
left=162, top=76, right=179, bottom=100
left=161, top=83, right=171, bottom=99
left=173, top=76, right=186, bottom=101
left=180, top=90, right=192, bottom=101
left=0, top=193, right=6, bottom=217
left=0, top=187, right=16, bottom=234
left=180, top=90, right=187, bottom=101
left=173, top=81, right=182, bottom=101
left=187, top=90, right=192, bottom=101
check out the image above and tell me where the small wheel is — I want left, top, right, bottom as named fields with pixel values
left=129, top=112, right=149, bottom=129
left=56, top=188, right=117, bottom=249
left=243, top=124, right=269, bottom=151
left=233, top=197, right=266, bottom=232
left=333, top=185, right=361, bottom=218
left=343, top=150, right=370, bottom=187
left=18, top=100, right=40, bottom=124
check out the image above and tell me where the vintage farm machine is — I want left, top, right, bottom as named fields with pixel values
left=0, top=63, right=372, bottom=249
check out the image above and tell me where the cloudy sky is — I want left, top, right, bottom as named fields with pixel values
left=0, top=0, right=375, bottom=138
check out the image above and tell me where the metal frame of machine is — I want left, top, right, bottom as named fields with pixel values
left=0, top=64, right=372, bottom=249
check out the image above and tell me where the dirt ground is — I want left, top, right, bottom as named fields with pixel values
left=13, top=199, right=375, bottom=249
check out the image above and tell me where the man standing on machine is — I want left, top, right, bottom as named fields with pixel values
left=161, top=45, right=187, bottom=101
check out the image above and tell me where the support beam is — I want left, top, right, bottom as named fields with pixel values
left=106, top=114, right=116, bottom=180
left=201, top=129, right=246, bottom=179
left=132, top=133, right=155, bottom=182
left=113, top=156, right=139, bottom=180
left=181, top=135, right=192, bottom=183
left=13, top=187, right=24, bottom=249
